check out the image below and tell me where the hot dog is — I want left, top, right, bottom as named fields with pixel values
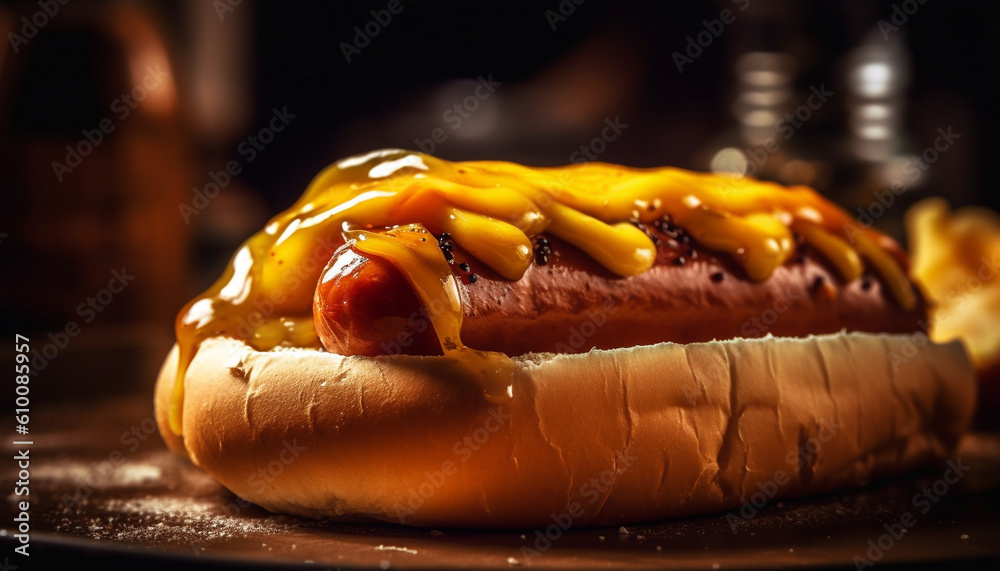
left=314, top=233, right=926, bottom=358
left=155, top=149, right=976, bottom=528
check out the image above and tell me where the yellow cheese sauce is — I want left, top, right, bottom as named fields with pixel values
left=168, top=148, right=913, bottom=435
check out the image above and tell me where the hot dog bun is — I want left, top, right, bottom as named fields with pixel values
left=155, top=331, right=975, bottom=528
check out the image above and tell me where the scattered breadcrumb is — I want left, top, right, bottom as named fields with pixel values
left=34, top=462, right=161, bottom=487
left=85, top=497, right=301, bottom=544
left=375, top=545, right=418, bottom=555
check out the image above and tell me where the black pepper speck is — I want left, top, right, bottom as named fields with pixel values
left=534, top=237, right=553, bottom=266
left=630, top=220, right=660, bottom=246
left=437, top=232, right=455, bottom=262
left=861, top=274, right=873, bottom=291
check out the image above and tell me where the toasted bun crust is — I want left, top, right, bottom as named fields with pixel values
left=155, top=332, right=975, bottom=528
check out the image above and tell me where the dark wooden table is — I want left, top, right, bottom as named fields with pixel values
left=3, top=395, right=1000, bottom=570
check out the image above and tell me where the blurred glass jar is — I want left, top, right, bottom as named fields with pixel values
left=0, top=1, right=192, bottom=337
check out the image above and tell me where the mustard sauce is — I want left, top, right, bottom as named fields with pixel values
left=168, top=149, right=913, bottom=435
left=349, top=224, right=516, bottom=403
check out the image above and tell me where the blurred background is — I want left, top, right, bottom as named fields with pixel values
left=1, top=0, right=997, bottom=400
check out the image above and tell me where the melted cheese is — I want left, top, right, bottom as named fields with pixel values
left=168, top=149, right=913, bottom=435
